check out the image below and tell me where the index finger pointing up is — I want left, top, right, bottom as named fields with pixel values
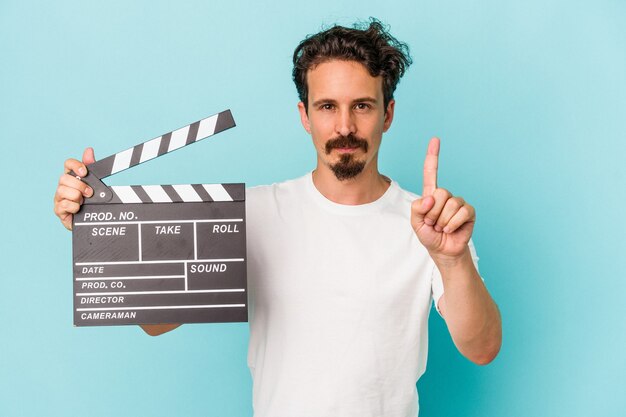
left=422, top=137, right=440, bottom=196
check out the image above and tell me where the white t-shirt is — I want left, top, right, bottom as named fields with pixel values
left=246, top=173, right=478, bottom=417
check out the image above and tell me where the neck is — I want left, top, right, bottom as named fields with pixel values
left=312, top=159, right=390, bottom=205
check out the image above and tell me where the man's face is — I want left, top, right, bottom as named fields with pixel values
left=298, top=60, right=394, bottom=181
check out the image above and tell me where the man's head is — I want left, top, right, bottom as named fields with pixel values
left=292, top=19, right=412, bottom=181
left=293, top=19, right=412, bottom=115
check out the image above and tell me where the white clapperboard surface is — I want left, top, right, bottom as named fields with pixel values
left=71, top=109, right=247, bottom=326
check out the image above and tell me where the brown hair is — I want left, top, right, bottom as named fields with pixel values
left=293, top=18, right=412, bottom=112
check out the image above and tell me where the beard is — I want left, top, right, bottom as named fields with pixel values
left=330, top=154, right=366, bottom=181
left=325, top=134, right=369, bottom=181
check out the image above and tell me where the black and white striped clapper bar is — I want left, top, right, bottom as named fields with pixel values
left=71, top=110, right=247, bottom=327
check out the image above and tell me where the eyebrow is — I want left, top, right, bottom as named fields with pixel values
left=311, top=96, right=379, bottom=107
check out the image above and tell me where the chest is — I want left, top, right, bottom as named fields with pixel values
left=248, top=208, right=433, bottom=323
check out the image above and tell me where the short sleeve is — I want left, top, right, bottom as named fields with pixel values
left=431, top=239, right=481, bottom=316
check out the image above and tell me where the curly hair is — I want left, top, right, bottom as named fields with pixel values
left=292, top=18, right=412, bottom=112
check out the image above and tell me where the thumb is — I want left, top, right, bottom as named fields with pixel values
left=82, top=147, right=96, bottom=165
left=411, top=195, right=435, bottom=225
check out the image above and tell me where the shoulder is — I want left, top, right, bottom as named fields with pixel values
left=247, top=174, right=308, bottom=201
left=246, top=174, right=310, bottom=215
left=383, top=178, right=421, bottom=217
left=394, top=182, right=420, bottom=204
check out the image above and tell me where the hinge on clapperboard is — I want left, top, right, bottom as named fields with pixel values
left=70, top=110, right=248, bottom=327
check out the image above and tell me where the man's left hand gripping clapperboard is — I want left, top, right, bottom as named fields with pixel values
left=71, top=110, right=247, bottom=326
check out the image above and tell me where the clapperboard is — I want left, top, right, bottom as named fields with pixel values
left=71, top=109, right=247, bottom=327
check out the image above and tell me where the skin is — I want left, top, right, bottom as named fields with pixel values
left=412, top=139, right=502, bottom=364
left=298, top=60, right=393, bottom=205
left=54, top=59, right=502, bottom=362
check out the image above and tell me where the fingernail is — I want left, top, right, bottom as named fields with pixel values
left=443, top=227, right=451, bottom=233
left=85, top=187, right=93, bottom=197
left=78, top=167, right=86, bottom=177
left=424, top=218, right=435, bottom=226
left=434, top=225, right=442, bottom=232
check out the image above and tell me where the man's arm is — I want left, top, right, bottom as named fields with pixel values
left=54, top=148, right=181, bottom=337
left=435, top=250, right=501, bottom=364
left=411, top=138, right=502, bottom=364
left=140, top=324, right=182, bottom=336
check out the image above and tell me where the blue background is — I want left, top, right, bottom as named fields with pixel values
left=1, top=1, right=625, bottom=416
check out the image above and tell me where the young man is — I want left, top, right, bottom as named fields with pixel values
left=55, top=20, right=501, bottom=417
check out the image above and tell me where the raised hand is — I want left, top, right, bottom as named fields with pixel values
left=54, top=148, right=96, bottom=230
left=411, top=138, right=475, bottom=261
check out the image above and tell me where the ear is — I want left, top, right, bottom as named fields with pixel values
left=383, top=99, right=395, bottom=132
left=297, top=102, right=311, bottom=134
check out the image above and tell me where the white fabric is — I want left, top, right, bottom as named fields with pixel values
left=246, top=173, right=478, bottom=417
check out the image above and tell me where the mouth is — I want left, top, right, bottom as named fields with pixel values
left=334, top=146, right=361, bottom=153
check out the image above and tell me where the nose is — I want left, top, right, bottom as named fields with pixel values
left=335, top=108, right=356, bottom=137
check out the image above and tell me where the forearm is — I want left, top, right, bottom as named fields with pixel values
left=434, top=247, right=502, bottom=365
left=140, top=323, right=181, bottom=336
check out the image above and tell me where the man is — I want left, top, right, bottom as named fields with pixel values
left=54, top=19, right=501, bottom=417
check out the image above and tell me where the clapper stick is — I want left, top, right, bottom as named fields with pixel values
left=71, top=109, right=247, bottom=327
left=74, top=109, right=235, bottom=204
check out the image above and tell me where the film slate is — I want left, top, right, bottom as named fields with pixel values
left=71, top=110, right=247, bottom=327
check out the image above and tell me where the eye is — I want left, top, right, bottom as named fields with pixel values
left=319, top=103, right=335, bottom=111
left=354, top=103, right=371, bottom=110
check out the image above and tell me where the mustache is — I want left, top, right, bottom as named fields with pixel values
left=324, top=134, right=369, bottom=154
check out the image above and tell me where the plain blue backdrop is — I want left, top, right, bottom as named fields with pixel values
left=1, top=1, right=624, bottom=416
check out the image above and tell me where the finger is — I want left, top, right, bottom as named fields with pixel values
left=422, top=137, right=440, bottom=196
left=411, top=195, right=435, bottom=225
left=64, top=158, right=87, bottom=177
left=58, top=174, right=93, bottom=198
left=435, top=197, right=465, bottom=232
left=55, top=200, right=81, bottom=231
left=60, top=214, right=73, bottom=231
left=63, top=147, right=96, bottom=177
left=424, top=187, right=451, bottom=226
left=55, top=185, right=84, bottom=205
left=82, top=147, right=96, bottom=165
left=443, top=205, right=476, bottom=234
left=54, top=195, right=82, bottom=231
left=54, top=199, right=82, bottom=217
